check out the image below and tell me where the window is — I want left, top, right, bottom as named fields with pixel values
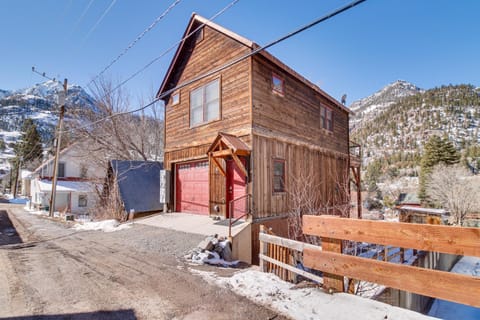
left=78, top=194, right=87, bottom=207
left=273, top=159, right=286, bottom=193
left=80, top=165, right=88, bottom=179
left=272, top=73, right=284, bottom=95
left=171, top=93, right=180, bottom=106
left=190, top=79, right=220, bottom=127
left=58, top=162, right=65, bottom=178
left=320, top=106, right=333, bottom=131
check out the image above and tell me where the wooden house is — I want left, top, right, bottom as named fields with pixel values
left=158, top=14, right=358, bottom=262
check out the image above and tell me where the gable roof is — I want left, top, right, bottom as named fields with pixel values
left=207, top=132, right=250, bottom=155
left=110, top=160, right=164, bottom=214
left=157, top=14, right=350, bottom=114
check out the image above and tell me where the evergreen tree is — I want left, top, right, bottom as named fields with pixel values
left=14, top=119, right=43, bottom=170
left=419, top=135, right=460, bottom=201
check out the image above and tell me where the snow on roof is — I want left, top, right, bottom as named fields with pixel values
left=37, top=179, right=96, bottom=193
left=21, top=169, right=33, bottom=179
left=400, top=206, right=448, bottom=215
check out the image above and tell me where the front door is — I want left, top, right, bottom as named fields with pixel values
left=226, top=158, right=247, bottom=219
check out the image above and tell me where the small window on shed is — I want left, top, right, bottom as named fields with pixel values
left=273, top=159, right=286, bottom=193
left=171, top=93, right=180, bottom=106
left=272, top=73, right=284, bottom=95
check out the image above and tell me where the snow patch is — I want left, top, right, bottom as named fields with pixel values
left=191, top=268, right=434, bottom=320
left=73, top=220, right=131, bottom=233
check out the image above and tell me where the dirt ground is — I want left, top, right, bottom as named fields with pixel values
left=0, top=203, right=287, bottom=320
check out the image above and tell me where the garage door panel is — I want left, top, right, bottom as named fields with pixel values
left=176, top=161, right=209, bottom=214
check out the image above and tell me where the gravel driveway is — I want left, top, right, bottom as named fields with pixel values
left=0, top=204, right=286, bottom=320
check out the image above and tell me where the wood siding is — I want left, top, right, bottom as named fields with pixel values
left=252, top=134, right=349, bottom=218
left=164, top=25, right=252, bottom=154
left=251, top=55, right=349, bottom=155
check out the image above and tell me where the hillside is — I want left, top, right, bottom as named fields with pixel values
left=350, top=81, right=480, bottom=175
left=0, top=80, right=96, bottom=174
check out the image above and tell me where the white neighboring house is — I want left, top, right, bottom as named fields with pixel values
left=30, top=143, right=104, bottom=214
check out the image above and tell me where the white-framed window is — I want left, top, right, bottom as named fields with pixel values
left=190, top=79, right=220, bottom=127
left=78, top=194, right=87, bottom=207
left=272, top=73, right=284, bottom=95
left=320, top=105, right=334, bottom=131
left=171, top=93, right=180, bottom=106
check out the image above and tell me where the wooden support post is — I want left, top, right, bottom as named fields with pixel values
left=259, top=225, right=268, bottom=272
left=321, top=237, right=344, bottom=292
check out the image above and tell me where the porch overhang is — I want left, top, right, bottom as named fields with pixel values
left=207, top=133, right=250, bottom=178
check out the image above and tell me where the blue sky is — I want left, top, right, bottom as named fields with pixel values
left=0, top=0, right=479, bottom=107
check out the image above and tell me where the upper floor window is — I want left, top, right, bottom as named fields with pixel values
left=171, top=93, right=180, bottom=106
left=320, top=106, right=333, bottom=131
left=190, top=79, right=220, bottom=127
left=58, top=162, right=66, bottom=178
left=273, top=159, right=286, bottom=193
left=272, top=73, right=284, bottom=95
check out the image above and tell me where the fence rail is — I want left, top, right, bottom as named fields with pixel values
left=259, top=226, right=323, bottom=284
left=303, top=215, right=480, bottom=307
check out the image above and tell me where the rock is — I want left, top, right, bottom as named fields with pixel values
left=220, top=241, right=232, bottom=262
left=197, top=235, right=218, bottom=251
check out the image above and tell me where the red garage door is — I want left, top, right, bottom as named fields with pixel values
left=175, top=160, right=209, bottom=214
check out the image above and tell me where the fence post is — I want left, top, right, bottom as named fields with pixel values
left=259, top=225, right=268, bottom=272
left=322, top=237, right=344, bottom=292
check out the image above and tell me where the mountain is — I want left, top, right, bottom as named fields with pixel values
left=350, top=81, right=480, bottom=175
left=350, top=80, right=423, bottom=130
left=0, top=80, right=96, bottom=171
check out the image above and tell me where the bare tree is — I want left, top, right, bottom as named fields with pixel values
left=287, top=160, right=351, bottom=244
left=67, top=78, right=164, bottom=220
left=69, top=77, right=164, bottom=167
left=426, top=164, right=480, bottom=226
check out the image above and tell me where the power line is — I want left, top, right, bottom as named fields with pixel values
left=89, top=0, right=240, bottom=99
left=87, top=0, right=183, bottom=87
left=68, top=0, right=368, bottom=134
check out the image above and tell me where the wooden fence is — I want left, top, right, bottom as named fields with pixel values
left=302, top=215, right=480, bottom=307
left=259, top=225, right=323, bottom=284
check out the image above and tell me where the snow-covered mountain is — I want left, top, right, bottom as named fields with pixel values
left=350, top=80, right=423, bottom=129
left=0, top=80, right=95, bottom=171
left=350, top=81, right=480, bottom=171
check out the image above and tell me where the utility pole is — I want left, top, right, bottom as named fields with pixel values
left=49, top=78, right=67, bottom=217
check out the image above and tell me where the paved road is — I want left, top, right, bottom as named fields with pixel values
left=0, top=204, right=285, bottom=320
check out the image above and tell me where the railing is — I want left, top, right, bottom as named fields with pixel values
left=302, top=215, right=480, bottom=307
left=259, top=225, right=323, bottom=283
left=228, top=193, right=251, bottom=238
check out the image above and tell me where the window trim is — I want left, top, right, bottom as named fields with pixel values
left=272, top=73, right=285, bottom=95
left=171, top=92, right=180, bottom=106
left=58, top=162, right=66, bottom=178
left=189, top=77, right=221, bottom=128
left=78, top=194, right=88, bottom=207
left=272, top=158, right=286, bottom=194
left=320, top=105, right=334, bottom=132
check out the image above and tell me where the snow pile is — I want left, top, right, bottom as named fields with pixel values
left=73, top=219, right=131, bottom=233
left=186, top=235, right=240, bottom=267
left=428, top=256, right=480, bottom=319
left=191, top=268, right=434, bottom=320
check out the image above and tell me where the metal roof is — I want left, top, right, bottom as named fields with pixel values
left=110, top=160, right=164, bottom=215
